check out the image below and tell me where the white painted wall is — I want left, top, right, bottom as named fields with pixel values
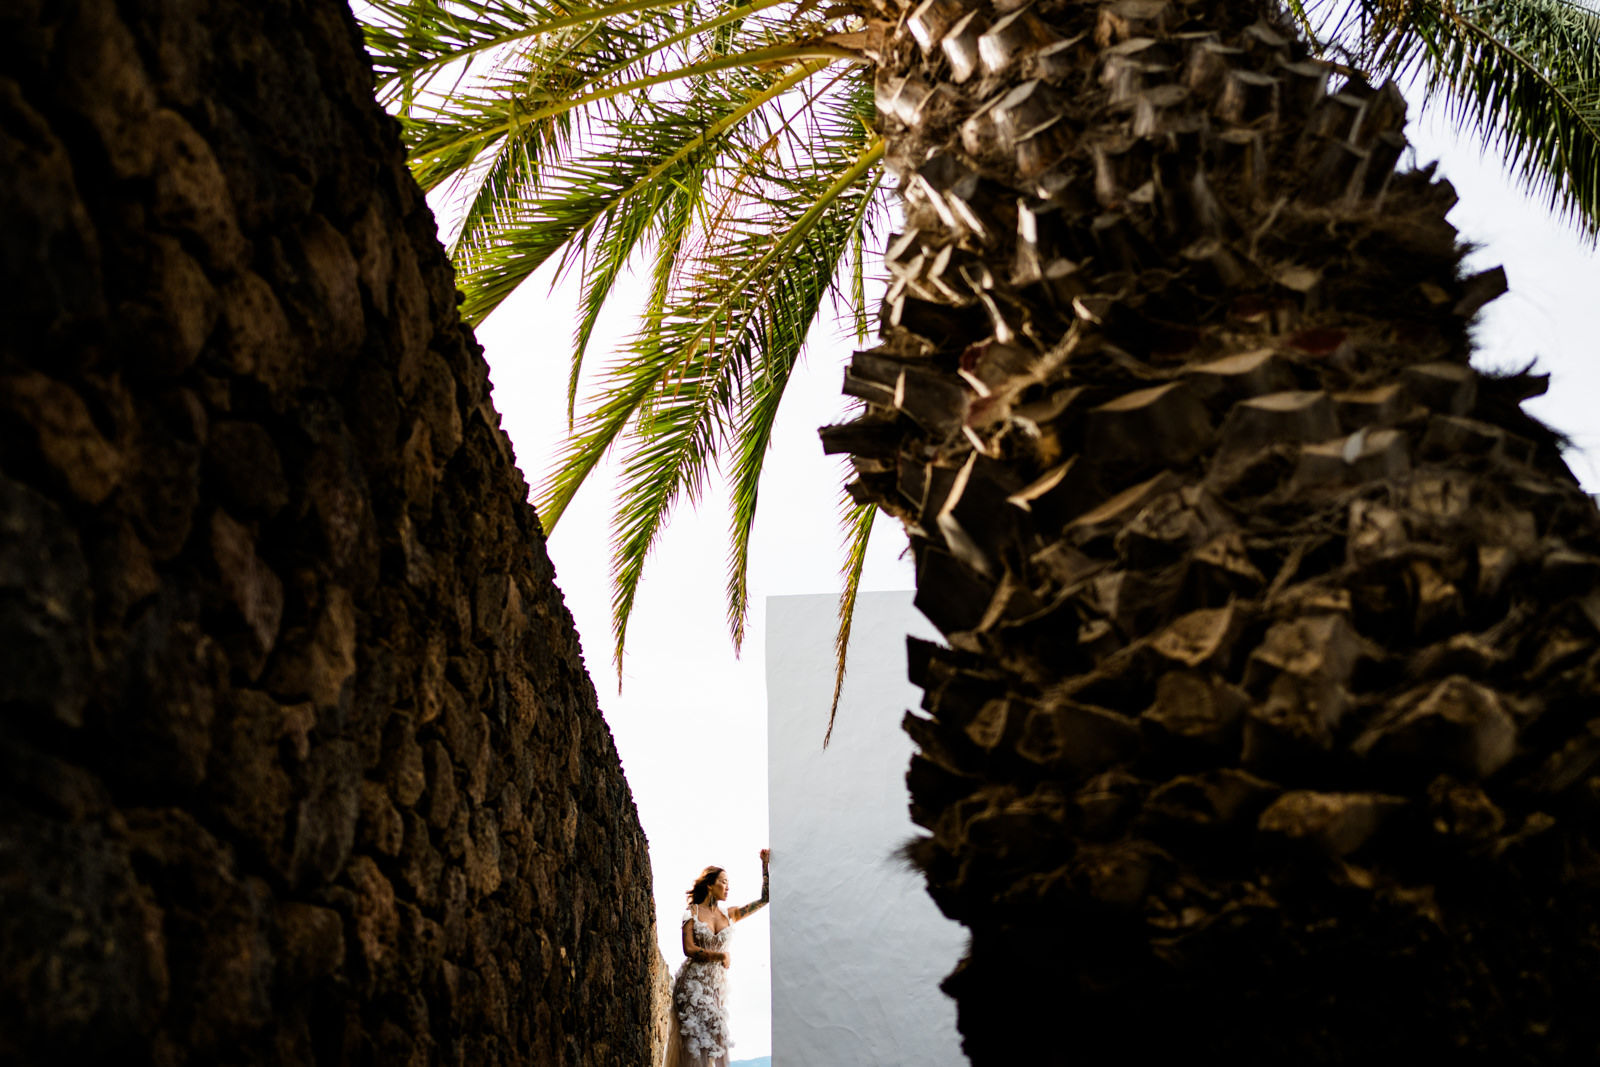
left=766, top=591, right=967, bottom=1067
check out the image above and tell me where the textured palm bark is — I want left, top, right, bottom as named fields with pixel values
left=832, top=0, right=1600, bottom=1060
left=0, top=0, right=661, bottom=1063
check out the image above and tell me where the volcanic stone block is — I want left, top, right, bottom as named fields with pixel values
left=1143, top=767, right=1279, bottom=830
left=1, top=373, right=124, bottom=505
left=205, top=421, right=290, bottom=519
left=1257, top=791, right=1406, bottom=856
left=1149, top=602, right=1245, bottom=668
left=278, top=901, right=345, bottom=984
left=1141, top=670, right=1248, bottom=748
left=0, top=80, right=108, bottom=339
left=217, top=271, right=299, bottom=387
left=51, top=0, right=159, bottom=180
left=209, top=509, right=284, bottom=678
left=209, top=688, right=297, bottom=871
left=0, top=476, right=92, bottom=728
left=1354, top=676, right=1517, bottom=781
left=345, top=854, right=401, bottom=991
left=288, top=739, right=361, bottom=888
left=358, top=780, right=405, bottom=858
left=151, top=109, right=248, bottom=271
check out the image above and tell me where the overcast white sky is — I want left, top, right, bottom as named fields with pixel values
left=444, top=92, right=1600, bottom=1061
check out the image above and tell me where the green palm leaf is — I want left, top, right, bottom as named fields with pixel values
left=453, top=60, right=837, bottom=326
left=824, top=495, right=875, bottom=748
left=583, top=120, right=884, bottom=668
left=358, top=0, right=1600, bottom=726
left=370, top=0, right=888, bottom=673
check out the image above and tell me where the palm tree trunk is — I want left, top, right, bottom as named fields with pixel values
left=831, top=0, right=1600, bottom=1060
left=0, top=0, right=659, bottom=1063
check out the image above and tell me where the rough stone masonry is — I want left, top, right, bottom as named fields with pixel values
left=0, top=0, right=666, bottom=1062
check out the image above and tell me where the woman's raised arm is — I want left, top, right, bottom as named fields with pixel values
left=729, top=849, right=771, bottom=922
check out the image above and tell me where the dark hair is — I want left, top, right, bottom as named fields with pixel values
left=686, top=866, right=724, bottom=905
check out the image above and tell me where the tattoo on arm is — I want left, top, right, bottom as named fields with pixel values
left=730, top=867, right=771, bottom=922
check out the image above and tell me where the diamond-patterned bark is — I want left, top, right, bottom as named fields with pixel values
left=834, top=0, right=1600, bottom=1059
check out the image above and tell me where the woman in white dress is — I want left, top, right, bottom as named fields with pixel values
left=664, top=849, right=770, bottom=1067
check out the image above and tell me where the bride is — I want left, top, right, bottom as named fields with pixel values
left=664, top=849, right=770, bottom=1067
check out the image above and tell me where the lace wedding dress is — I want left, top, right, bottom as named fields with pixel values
left=663, top=910, right=734, bottom=1067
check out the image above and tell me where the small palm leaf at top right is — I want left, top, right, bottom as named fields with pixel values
left=1285, top=0, right=1600, bottom=236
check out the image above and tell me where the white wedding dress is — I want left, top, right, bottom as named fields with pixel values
left=664, top=909, right=734, bottom=1067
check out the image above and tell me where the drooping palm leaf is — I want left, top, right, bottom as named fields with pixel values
left=363, top=0, right=883, bottom=681
left=591, top=122, right=884, bottom=668
left=824, top=495, right=876, bottom=748
left=523, top=68, right=873, bottom=512
left=357, top=0, right=1600, bottom=725
left=721, top=88, right=886, bottom=655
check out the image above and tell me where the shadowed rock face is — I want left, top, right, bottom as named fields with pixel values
left=0, top=1, right=659, bottom=1063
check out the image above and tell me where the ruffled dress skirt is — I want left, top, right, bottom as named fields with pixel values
left=664, top=914, right=733, bottom=1067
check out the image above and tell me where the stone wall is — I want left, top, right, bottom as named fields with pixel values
left=649, top=944, right=673, bottom=1063
left=0, top=0, right=660, bottom=1063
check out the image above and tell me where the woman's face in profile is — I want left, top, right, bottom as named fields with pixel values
left=713, top=871, right=729, bottom=901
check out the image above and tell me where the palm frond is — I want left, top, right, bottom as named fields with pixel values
left=358, top=0, right=1600, bottom=724
left=360, top=0, right=896, bottom=682
left=364, top=0, right=724, bottom=93
left=824, top=496, right=875, bottom=748
left=720, top=132, right=882, bottom=652
left=446, top=132, right=548, bottom=263
left=1297, top=0, right=1600, bottom=234
left=602, top=128, right=885, bottom=670
left=419, top=39, right=862, bottom=160
left=452, top=60, right=834, bottom=326
left=537, top=106, right=879, bottom=511
left=561, top=107, right=728, bottom=427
